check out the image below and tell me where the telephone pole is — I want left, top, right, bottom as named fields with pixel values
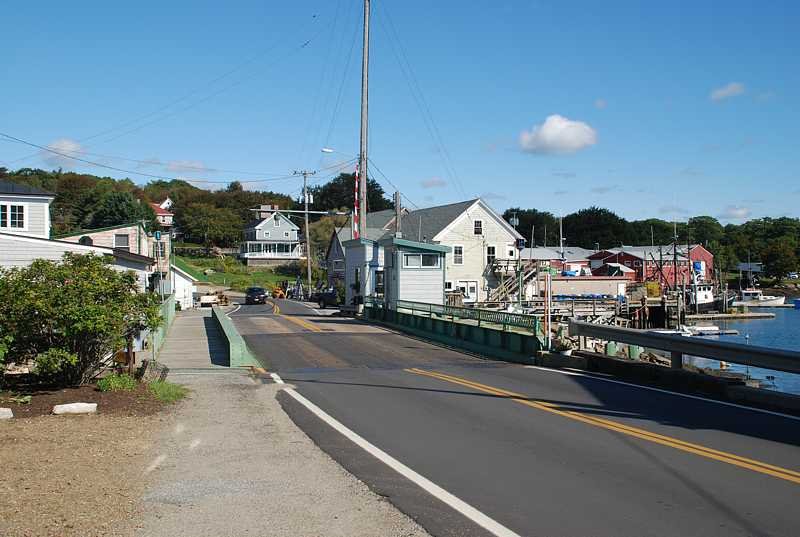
left=294, top=169, right=316, bottom=295
left=358, top=0, right=370, bottom=301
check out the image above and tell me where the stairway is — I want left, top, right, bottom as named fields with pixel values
left=487, top=262, right=538, bottom=303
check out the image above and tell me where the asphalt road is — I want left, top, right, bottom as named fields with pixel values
left=232, top=299, right=800, bottom=537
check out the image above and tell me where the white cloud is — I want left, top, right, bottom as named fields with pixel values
left=420, top=177, right=447, bottom=189
left=42, top=138, right=83, bottom=168
left=710, top=82, right=745, bottom=102
left=594, top=98, right=607, bottom=110
left=520, top=115, right=597, bottom=155
left=590, top=185, right=617, bottom=194
left=719, top=205, right=751, bottom=220
left=166, top=160, right=207, bottom=173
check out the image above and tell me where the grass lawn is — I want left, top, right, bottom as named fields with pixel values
left=176, top=255, right=288, bottom=292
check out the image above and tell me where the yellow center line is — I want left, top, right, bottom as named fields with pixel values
left=406, top=368, right=800, bottom=485
left=267, top=300, right=322, bottom=332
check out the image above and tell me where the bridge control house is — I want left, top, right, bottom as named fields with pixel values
left=344, top=235, right=450, bottom=307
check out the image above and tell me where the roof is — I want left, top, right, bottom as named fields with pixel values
left=0, top=232, right=153, bottom=267
left=55, top=221, right=146, bottom=239
left=244, top=211, right=300, bottom=231
left=0, top=179, right=54, bottom=197
left=149, top=202, right=173, bottom=216
left=378, top=237, right=451, bottom=253
left=604, top=262, right=635, bottom=273
left=399, top=199, right=478, bottom=242
left=520, top=246, right=595, bottom=261
left=594, top=244, right=702, bottom=261
left=334, top=209, right=398, bottom=243
left=171, top=263, right=199, bottom=282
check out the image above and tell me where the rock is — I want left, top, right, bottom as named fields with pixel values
left=0, top=407, right=13, bottom=419
left=53, top=403, right=98, bottom=415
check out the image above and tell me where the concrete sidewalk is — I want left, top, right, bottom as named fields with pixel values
left=157, top=309, right=229, bottom=369
left=135, top=372, right=429, bottom=537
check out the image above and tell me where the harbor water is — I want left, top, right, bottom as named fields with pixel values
left=687, top=308, right=800, bottom=395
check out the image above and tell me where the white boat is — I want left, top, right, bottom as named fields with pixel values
left=731, top=288, right=785, bottom=307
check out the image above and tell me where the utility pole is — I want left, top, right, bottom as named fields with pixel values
left=294, top=169, right=317, bottom=295
left=394, top=191, right=402, bottom=236
left=357, top=0, right=370, bottom=301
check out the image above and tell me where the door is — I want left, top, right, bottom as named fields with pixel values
left=458, top=280, right=479, bottom=303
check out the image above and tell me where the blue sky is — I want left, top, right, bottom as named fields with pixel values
left=2, top=1, right=798, bottom=222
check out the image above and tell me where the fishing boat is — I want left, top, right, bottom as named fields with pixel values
left=732, top=288, right=786, bottom=307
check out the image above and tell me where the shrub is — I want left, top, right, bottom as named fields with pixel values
left=34, top=348, right=78, bottom=382
left=97, top=373, right=137, bottom=392
left=0, top=253, right=162, bottom=386
left=149, top=380, right=188, bottom=403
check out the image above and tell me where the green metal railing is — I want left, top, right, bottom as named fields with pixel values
left=366, top=297, right=540, bottom=334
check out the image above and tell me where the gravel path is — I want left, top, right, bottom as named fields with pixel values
left=135, top=371, right=430, bottom=537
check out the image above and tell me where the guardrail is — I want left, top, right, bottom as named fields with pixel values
left=152, top=294, right=176, bottom=356
left=212, top=305, right=260, bottom=368
left=367, top=298, right=540, bottom=334
left=568, top=320, right=800, bottom=374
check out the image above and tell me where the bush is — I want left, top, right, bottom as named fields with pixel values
left=34, top=348, right=78, bottom=382
left=149, top=380, right=188, bottom=403
left=97, top=373, right=137, bottom=392
left=0, top=253, right=162, bottom=387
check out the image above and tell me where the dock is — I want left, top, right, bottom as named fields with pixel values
left=743, top=303, right=795, bottom=309
left=686, top=312, right=775, bottom=320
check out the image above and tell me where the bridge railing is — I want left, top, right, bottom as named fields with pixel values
left=568, top=320, right=800, bottom=374
left=366, top=297, right=540, bottom=335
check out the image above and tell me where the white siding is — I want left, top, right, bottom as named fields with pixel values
left=397, top=267, right=443, bottom=304
left=0, top=195, right=51, bottom=238
left=435, top=202, right=519, bottom=302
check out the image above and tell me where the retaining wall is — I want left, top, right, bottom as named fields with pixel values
left=212, top=305, right=260, bottom=368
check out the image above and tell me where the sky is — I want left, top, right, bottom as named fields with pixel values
left=2, top=1, right=799, bottom=223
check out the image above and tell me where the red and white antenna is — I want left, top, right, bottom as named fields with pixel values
left=353, top=163, right=360, bottom=239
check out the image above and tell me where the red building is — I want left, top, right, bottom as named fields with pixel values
left=589, top=244, right=713, bottom=287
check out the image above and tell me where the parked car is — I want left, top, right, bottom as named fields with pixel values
left=788, top=272, right=799, bottom=280
left=312, top=287, right=339, bottom=309
left=245, top=287, right=269, bottom=305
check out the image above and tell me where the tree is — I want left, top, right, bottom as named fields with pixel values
left=503, top=208, right=559, bottom=247
left=179, top=203, right=242, bottom=246
left=308, top=173, right=393, bottom=217
left=688, top=216, right=724, bottom=246
left=90, top=191, right=155, bottom=228
left=562, top=207, right=628, bottom=250
left=760, top=238, right=798, bottom=279
left=0, top=253, right=161, bottom=386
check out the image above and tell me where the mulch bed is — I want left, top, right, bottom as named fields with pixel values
left=1, top=383, right=165, bottom=419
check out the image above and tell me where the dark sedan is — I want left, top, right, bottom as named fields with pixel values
left=245, top=287, right=269, bottom=305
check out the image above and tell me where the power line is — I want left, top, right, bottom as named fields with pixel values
left=367, top=157, right=419, bottom=209
left=0, top=131, right=355, bottom=185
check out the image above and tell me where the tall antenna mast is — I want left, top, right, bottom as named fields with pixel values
left=358, top=0, right=370, bottom=241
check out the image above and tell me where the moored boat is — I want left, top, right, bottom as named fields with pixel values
left=732, top=288, right=786, bottom=307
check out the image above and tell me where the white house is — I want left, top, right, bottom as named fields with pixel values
left=240, top=205, right=304, bottom=266
left=343, top=236, right=449, bottom=306
left=170, top=263, right=198, bottom=310
left=328, top=198, right=523, bottom=304
left=0, top=180, right=54, bottom=239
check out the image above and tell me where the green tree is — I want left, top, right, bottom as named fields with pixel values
left=503, top=208, right=559, bottom=247
left=0, top=253, right=161, bottom=386
left=90, top=191, right=155, bottom=228
left=308, top=173, right=393, bottom=216
left=179, top=203, right=242, bottom=246
left=562, top=207, right=628, bottom=250
left=760, top=238, right=798, bottom=279
left=688, top=216, right=724, bottom=246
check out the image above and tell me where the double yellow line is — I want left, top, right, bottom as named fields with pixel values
left=406, top=368, right=800, bottom=485
left=268, top=300, right=322, bottom=332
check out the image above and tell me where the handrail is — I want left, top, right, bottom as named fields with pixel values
left=568, top=320, right=800, bottom=373
left=366, top=297, right=540, bottom=334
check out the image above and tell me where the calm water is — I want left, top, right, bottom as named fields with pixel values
left=686, top=308, right=800, bottom=395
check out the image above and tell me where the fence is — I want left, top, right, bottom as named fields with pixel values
left=568, top=320, right=800, bottom=374
left=384, top=298, right=541, bottom=335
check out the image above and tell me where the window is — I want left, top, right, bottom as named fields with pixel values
left=263, top=231, right=270, bottom=238
left=634, top=260, right=642, bottom=267
left=508, top=249, right=515, bottom=258
left=152, top=241, right=166, bottom=258
left=453, top=246, right=464, bottom=265
left=624, top=260, right=631, bottom=267
left=403, top=253, right=440, bottom=268
left=445, top=281, right=453, bottom=291
left=486, top=246, right=496, bottom=265
left=9, top=205, right=24, bottom=228
left=284, top=231, right=289, bottom=238
left=375, top=270, right=385, bottom=295
left=0, top=203, right=26, bottom=229
left=114, top=234, right=130, bottom=251
left=474, top=220, right=483, bottom=235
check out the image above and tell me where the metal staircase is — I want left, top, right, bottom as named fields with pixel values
left=487, top=261, right=539, bottom=303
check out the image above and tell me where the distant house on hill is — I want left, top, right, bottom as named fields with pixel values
left=149, top=202, right=174, bottom=228
left=326, top=198, right=523, bottom=303
left=239, top=205, right=304, bottom=266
